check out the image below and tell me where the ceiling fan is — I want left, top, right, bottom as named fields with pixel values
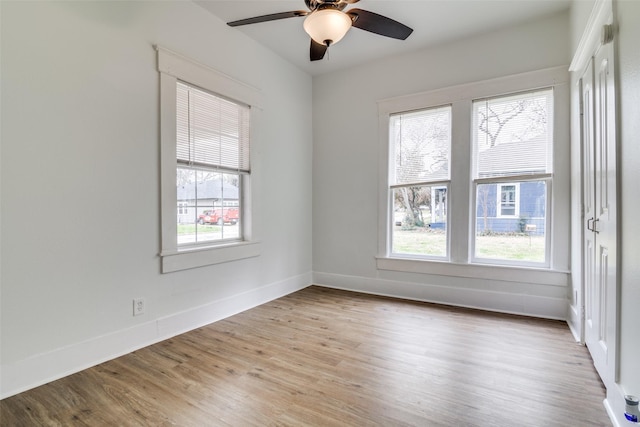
left=227, top=0, right=413, bottom=61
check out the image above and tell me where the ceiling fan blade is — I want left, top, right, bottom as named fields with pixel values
left=227, top=11, right=308, bottom=27
left=310, top=39, right=328, bottom=61
left=346, top=8, right=413, bottom=40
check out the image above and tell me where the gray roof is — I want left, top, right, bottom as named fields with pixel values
left=478, top=136, right=550, bottom=178
left=177, top=179, right=239, bottom=201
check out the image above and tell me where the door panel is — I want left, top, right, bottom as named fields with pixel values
left=582, top=58, right=596, bottom=329
left=583, top=40, right=617, bottom=386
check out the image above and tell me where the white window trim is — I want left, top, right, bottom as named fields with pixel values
left=157, top=46, right=263, bottom=273
left=497, top=183, right=520, bottom=218
left=376, top=66, right=570, bottom=279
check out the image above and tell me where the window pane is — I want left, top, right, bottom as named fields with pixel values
left=475, top=181, right=546, bottom=263
left=390, top=106, right=451, bottom=185
left=473, top=89, right=553, bottom=178
left=392, top=185, right=447, bottom=257
left=177, top=167, right=241, bottom=245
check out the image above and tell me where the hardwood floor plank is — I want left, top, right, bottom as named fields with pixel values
left=1, top=286, right=610, bottom=426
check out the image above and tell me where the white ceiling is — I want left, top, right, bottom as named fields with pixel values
left=197, top=0, right=571, bottom=76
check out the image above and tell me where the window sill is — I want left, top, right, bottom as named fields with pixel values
left=161, top=241, right=261, bottom=273
left=376, top=256, right=569, bottom=287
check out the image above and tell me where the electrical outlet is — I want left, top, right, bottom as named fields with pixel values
left=133, top=298, right=145, bottom=316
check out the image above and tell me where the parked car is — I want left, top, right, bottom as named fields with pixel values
left=198, top=208, right=239, bottom=225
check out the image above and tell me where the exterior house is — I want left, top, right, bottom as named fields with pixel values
left=428, top=186, right=447, bottom=229
left=475, top=137, right=548, bottom=235
left=475, top=181, right=546, bottom=235
left=176, top=179, right=239, bottom=224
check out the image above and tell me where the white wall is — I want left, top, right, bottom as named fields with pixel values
left=312, top=12, right=572, bottom=317
left=0, top=0, right=312, bottom=398
left=613, top=0, right=640, bottom=422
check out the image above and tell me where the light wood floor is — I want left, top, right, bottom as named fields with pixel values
left=1, top=286, right=610, bottom=426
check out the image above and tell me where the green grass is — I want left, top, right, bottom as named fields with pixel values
left=177, top=223, right=221, bottom=234
left=393, top=229, right=447, bottom=257
left=176, top=223, right=240, bottom=245
left=475, top=234, right=545, bottom=262
left=393, top=227, right=545, bottom=262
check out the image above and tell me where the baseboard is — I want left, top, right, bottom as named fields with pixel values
left=0, top=272, right=311, bottom=400
left=604, top=398, right=621, bottom=427
left=313, top=271, right=567, bottom=320
left=567, top=303, right=583, bottom=343
left=604, top=382, right=637, bottom=427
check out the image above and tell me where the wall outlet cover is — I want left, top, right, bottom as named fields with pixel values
left=133, top=298, right=145, bottom=316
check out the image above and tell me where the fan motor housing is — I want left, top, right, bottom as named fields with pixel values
left=305, top=0, right=350, bottom=12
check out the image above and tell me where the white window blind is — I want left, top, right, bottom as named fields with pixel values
left=390, top=106, right=451, bottom=185
left=472, top=89, right=553, bottom=179
left=177, top=81, right=250, bottom=173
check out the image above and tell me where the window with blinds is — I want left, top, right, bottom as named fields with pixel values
left=389, top=105, right=451, bottom=258
left=472, top=89, right=553, bottom=179
left=176, top=82, right=250, bottom=173
left=176, top=82, right=250, bottom=246
left=472, top=88, right=553, bottom=264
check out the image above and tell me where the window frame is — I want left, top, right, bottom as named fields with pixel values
left=157, top=47, right=262, bottom=273
left=497, top=183, right=519, bottom=218
left=376, top=66, right=570, bottom=283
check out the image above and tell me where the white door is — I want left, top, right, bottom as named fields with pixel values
left=583, top=39, right=618, bottom=386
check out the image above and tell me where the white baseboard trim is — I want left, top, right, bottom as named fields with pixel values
left=313, top=271, right=567, bottom=320
left=604, top=382, right=635, bottom=427
left=567, top=303, right=583, bottom=343
left=0, top=272, right=311, bottom=400
left=604, top=398, right=620, bottom=427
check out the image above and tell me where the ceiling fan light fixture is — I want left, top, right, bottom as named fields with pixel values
left=303, top=9, right=352, bottom=46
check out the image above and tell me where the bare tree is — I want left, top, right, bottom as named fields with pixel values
left=394, top=110, right=449, bottom=227
left=477, top=101, right=526, bottom=148
left=177, top=169, right=238, bottom=187
left=476, top=185, right=494, bottom=233
left=396, top=186, right=429, bottom=227
left=477, top=97, right=548, bottom=148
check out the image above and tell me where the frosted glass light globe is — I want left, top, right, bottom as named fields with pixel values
left=303, top=9, right=352, bottom=46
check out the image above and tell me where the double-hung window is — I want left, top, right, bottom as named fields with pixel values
left=389, top=106, right=451, bottom=258
left=176, top=82, right=248, bottom=245
left=378, top=67, right=569, bottom=277
left=472, top=89, right=553, bottom=265
left=157, top=47, right=262, bottom=273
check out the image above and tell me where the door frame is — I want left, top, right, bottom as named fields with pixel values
left=569, top=0, right=619, bottom=385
